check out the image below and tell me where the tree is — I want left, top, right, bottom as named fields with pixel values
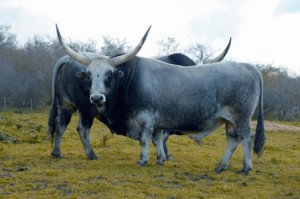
left=157, top=37, right=180, bottom=55
left=184, top=43, right=214, bottom=64
left=0, top=25, right=20, bottom=107
left=276, top=71, right=300, bottom=120
left=258, top=64, right=300, bottom=120
left=68, top=38, right=98, bottom=53
left=0, top=25, right=19, bottom=74
left=157, top=36, right=215, bottom=64
left=100, top=35, right=131, bottom=56
left=0, top=25, right=18, bottom=49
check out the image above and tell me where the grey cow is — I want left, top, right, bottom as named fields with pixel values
left=56, top=25, right=264, bottom=174
left=49, top=25, right=231, bottom=160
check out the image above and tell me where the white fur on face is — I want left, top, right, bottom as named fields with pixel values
left=88, top=58, right=115, bottom=97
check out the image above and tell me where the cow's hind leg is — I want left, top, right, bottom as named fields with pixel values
left=77, top=112, right=98, bottom=160
left=162, top=130, right=172, bottom=160
left=51, top=109, right=73, bottom=158
left=152, top=129, right=166, bottom=165
left=215, top=123, right=239, bottom=173
left=236, top=122, right=253, bottom=175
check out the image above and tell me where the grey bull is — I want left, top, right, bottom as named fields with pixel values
left=56, top=25, right=265, bottom=175
left=49, top=25, right=231, bottom=160
left=101, top=58, right=265, bottom=175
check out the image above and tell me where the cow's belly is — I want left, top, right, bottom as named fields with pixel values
left=173, top=118, right=225, bottom=143
left=185, top=126, right=221, bottom=143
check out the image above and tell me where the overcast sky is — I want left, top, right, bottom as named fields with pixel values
left=1, top=0, right=300, bottom=75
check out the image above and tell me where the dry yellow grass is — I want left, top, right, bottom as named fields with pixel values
left=0, top=111, right=299, bottom=198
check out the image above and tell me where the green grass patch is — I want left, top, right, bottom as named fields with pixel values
left=277, top=121, right=300, bottom=127
left=0, top=112, right=299, bottom=198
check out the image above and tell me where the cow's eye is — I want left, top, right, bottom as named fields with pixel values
left=75, top=71, right=87, bottom=80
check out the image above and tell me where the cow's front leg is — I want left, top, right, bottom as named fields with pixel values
left=79, top=130, right=98, bottom=160
left=137, top=129, right=152, bottom=166
left=152, top=129, right=166, bottom=165
left=77, top=115, right=98, bottom=160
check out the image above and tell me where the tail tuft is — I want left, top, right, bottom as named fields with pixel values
left=253, top=113, right=265, bottom=156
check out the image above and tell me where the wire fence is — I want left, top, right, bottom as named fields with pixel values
left=0, top=97, right=49, bottom=112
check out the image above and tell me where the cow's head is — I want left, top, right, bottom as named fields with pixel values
left=56, top=24, right=151, bottom=107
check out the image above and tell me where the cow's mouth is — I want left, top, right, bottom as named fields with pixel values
left=97, top=103, right=107, bottom=113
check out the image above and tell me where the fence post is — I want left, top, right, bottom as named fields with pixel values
left=3, top=97, right=6, bottom=111
left=30, top=98, right=33, bottom=113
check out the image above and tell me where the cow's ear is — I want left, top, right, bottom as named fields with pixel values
left=116, top=70, right=124, bottom=79
left=75, top=71, right=87, bottom=80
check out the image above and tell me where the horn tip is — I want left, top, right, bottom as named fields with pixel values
left=55, top=24, right=63, bottom=45
left=140, top=25, right=152, bottom=44
left=145, top=25, right=152, bottom=36
left=228, top=37, right=232, bottom=47
left=225, top=37, right=232, bottom=50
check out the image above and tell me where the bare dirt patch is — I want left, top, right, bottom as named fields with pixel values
left=251, top=121, right=300, bottom=132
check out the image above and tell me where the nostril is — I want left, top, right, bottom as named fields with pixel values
left=90, top=94, right=106, bottom=105
left=91, top=95, right=100, bottom=101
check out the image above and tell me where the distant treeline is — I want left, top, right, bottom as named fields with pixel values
left=0, top=24, right=299, bottom=120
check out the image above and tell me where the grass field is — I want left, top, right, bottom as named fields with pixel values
left=0, top=111, right=299, bottom=198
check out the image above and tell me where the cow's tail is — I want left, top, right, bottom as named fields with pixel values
left=48, top=57, right=66, bottom=145
left=48, top=94, right=57, bottom=146
left=253, top=71, right=265, bottom=156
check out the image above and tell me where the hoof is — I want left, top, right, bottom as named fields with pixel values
left=87, top=153, right=99, bottom=160
left=156, top=160, right=165, bottom=166
left=235, top=168, right=251, bottom=175
left=51, top=153, right=62, bottom=159
left=136, top=160, right=148, bottom=167
left=214, top=167, right=223, bottom=174
left=215, top=164, right=229, bottom=174
left=166, top=155, right=173, bottom=161
left=88, top=156, right=99, bottom=160
left=156, top=155, right=166, bottom=165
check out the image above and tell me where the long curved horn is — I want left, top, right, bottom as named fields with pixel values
left=109, top=26, right=152, bottom=67
left=56, top=24, right=92, bottom=66
left=210, top=37, right=231, bottom=63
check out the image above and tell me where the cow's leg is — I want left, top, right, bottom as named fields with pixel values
left=76, top=112, right=98, bottom=160
left=236, top=121, right=253, bottom=175
left=137, top=128, right=153, bottom=166
left=163, top=130, right=172, bottom=160
left=152, top=129, right=166, bottom=165
left=51, top=109, right=72, bottom=158
left=215, top=123, right=239, bottom=173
